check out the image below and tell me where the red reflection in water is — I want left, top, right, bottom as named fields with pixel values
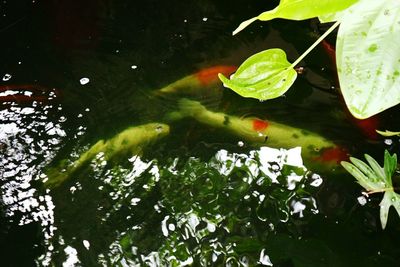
left=0, top=84, right=61, bottom=107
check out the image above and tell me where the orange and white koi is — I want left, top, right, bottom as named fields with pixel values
left=154, top=65, right=237, bottom=97
left=167, top=98, right=348, bottom=166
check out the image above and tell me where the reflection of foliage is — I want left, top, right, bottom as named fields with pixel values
left=341, top=150, right=400, bottom=229
left=42, top=147, right=400, bottom=266
left=108, top=147, right=321, bottom=266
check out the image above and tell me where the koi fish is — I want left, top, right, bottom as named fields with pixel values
left=154, top=65, right=237, bottom=98
left=167, top=98, right=348, bottom=167
left=44, top=123, right=170, bottom=188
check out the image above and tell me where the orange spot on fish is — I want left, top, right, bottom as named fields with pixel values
left=316, top=146, right=349, bottom=164
left=195, top=65, right=237, bottom=86
left=252, top=119, right=269, bottom=132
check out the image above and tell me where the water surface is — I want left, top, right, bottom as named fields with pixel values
left=1, top=0, right=400, bottom=266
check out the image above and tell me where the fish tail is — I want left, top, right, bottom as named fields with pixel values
left=313, top=146, right=349, bottom=166
left=44, top=167, right=70, bottom=189
left=164, top=110, right=187, bottom=122
left=164, top=98, right=206, bottom=122
left=177, top=98, right=207, bottom=116
left=154, top=76, right=197, bottom=95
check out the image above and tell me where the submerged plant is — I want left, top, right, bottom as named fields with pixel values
left=341, top=150, right=400, bottom=229
left=220, top=0, right=400, bottom=119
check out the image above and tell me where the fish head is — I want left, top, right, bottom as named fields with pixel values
left=195, top=65, right=237, bottom=86
left=143, top=123, right=170, bottom=139
left=106, top=122, right=170, bottom=161
left=115, top=123, right=170, bottom=150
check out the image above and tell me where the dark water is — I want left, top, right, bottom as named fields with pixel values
left=1, top=0, right=400, bottom=266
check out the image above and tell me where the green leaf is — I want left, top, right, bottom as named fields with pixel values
left=380, top=191, right=400, bottom=229
left=218, top=49, right=297, bottom=100
left=340, top=161, right=377, bottom=191
left=336, top=0, right=400, bottom=119
left=342, top=151, right=399, bottom=229
left=233, top=0, right=358, bottom=35
left=349, top=157, right=374, bottom=178
left=364, top=154, right=386, bottom=183
left=318, top=7, right=351, bottom=23
left=376, top=130, right=400, bottom=137
left=349, top=157, right=379, bottom=183
left=384, top=150, right=397, bottom=184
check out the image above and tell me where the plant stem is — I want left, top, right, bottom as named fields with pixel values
left=366, top=187, right=396, bottom=195
left=289, top=20, right=340, bottom=69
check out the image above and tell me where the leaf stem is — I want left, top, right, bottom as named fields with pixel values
left=289, top=20, right=340, bottom=69
left=365, top=187, right=397, bottom=195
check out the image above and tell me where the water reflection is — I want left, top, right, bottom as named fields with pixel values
left=38, top=145, right=322, bottom=266
left=0, top=104, right=64, bottom=222
left=141, top=146, right=320, bottom=266
left=0, top=99, right=70, bottom=264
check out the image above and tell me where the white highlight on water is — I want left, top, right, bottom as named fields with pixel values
left=79, top=77, right=90, bottom=85
left=2, top=73, right=12, bottom=81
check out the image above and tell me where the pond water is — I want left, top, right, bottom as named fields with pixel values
left=1, top=0, right=400, bottom=266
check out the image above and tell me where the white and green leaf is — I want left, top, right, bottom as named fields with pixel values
left=233, top=0, right=358, bottom=35
left=380, top=191, right=400, bottom=229
left=341, top=161, right=379, bottom=191
left=336, top=0, right=400, bottom=119
left=364, top=154, right=386, bottom=183
left=318, top=6, right=351, bottom=23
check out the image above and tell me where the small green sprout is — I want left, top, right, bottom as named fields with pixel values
left=341, top=150, right=400, bottom=229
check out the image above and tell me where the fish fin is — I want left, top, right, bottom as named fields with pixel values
left=177, top=98, right=207, bottom=116
left=164, top=99, right=207, bottom=122
left=164, top=110, right=187, bottom=122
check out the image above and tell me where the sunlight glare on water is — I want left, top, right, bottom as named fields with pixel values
left=0, top=104, right=68, bottom=266
left=0, top=105, right=65, bottom=225
left=68, top=146, right=321, bottom=266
